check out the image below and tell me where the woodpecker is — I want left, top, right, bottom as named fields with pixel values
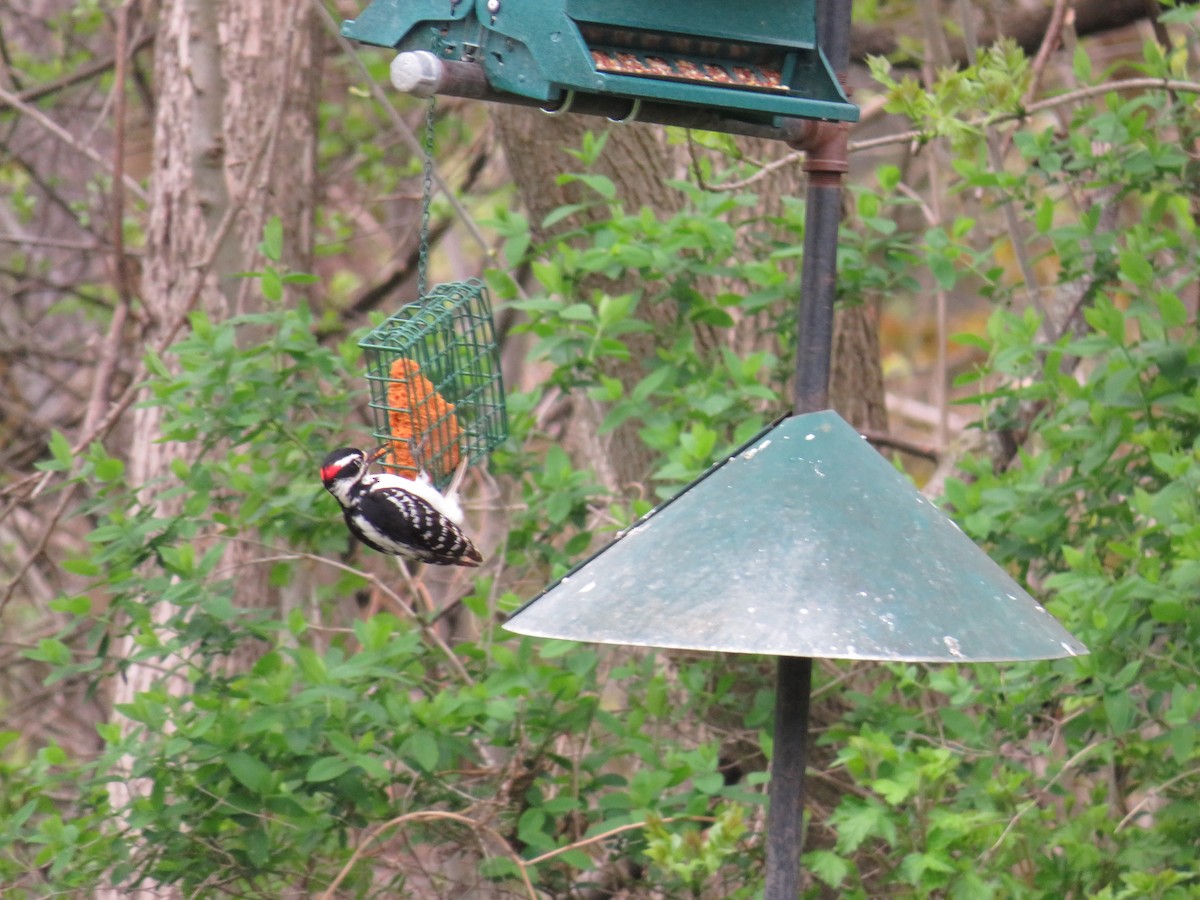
left=319, top=446, right=483, bottom=567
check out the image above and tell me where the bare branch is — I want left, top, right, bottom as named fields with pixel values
left=0, top=83, right=148, bottom=202
left=0, top=32, right=155, bottom=114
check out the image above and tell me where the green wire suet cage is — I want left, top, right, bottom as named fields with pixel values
left=359, top=279, right=507, bottom=489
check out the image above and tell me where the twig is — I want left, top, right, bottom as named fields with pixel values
left=1025, top=0, right=1071, bottom=107
left=979, top=739, right=1108, bottom=863
left=1000, top=0, right=1071, bottom=160
left=0, top=488, right=77, bottom=615
left=319, top=810, right=537, bottom=900
left=523, top=815, right=715, bottom=867
left=956, top=0, right=1042, bottom=317
left=83, top=0, right=136, bottom=436
left=848, top=77, right=1200, bottom=156
left=0, top=83, right=148, bottom=202
left=0, top=31, right=155, bottom=113
left=321, top=811, right=719, bottom=899
left=895, top=181, right=938, bottom=226
left=0, top=234, right=107, bottom=251
left=860, top=428, right=940, bottom=463
left=212, top=544, right=475, bottom=687
left=1114, top=765, right=1200, bottom=832
left=717, top=75, right=1200, bottom=192
left=109, top=1, right=137, bottom=309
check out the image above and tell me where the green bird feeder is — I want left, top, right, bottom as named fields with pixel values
left=341, top=0, right=858, bottom=134
left=358, top=279, right=507, bottom=489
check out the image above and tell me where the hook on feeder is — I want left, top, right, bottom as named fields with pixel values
left=607, top=98, right=642, bottom=124
left=540, top=89, right=575, bottom=117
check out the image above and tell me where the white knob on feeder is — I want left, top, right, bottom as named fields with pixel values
left=390, top=51, right=443, bottom=98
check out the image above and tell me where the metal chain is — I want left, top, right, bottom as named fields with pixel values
left=417, top=97, right=436, bottom=300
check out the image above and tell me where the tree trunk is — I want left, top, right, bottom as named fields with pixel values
left=830, top=300, right=888, bottom=432
left=98, top=2, right=318, bottom=895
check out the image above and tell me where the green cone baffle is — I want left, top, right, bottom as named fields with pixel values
left=506, top=411, right=1087, bottom=663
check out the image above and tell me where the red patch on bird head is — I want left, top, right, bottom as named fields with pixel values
left=320, top=463, right=340, bottom=483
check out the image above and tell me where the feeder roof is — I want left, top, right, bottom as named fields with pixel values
left=505, top=411, right=1087, bottom=663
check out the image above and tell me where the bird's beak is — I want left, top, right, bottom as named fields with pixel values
left=367, top=445, right=390, bottom=465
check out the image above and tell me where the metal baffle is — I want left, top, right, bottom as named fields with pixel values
left=505, top=412, right=1087, bottom=663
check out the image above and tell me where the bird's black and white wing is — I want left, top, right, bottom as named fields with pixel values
left=348, top=484, right=482, bottom=566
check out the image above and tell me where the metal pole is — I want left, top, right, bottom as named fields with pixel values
left=766, top=655, right=814, bottom=899
left=765, top=1, right=852, bottom=896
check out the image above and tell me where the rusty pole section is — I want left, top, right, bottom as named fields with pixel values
left=765, top=1, right=852, bottom=896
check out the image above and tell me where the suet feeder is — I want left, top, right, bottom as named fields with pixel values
left=341, top=0, right=858, bottom=132
left=358, top=279, right=507, bottom=489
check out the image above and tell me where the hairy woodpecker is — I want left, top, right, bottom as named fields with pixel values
left=319, top=446, right=483, bottom=567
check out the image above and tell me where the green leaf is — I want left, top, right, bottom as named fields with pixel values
left=1150, top=598, right=1186, bottom=623
left=1103, top=691, right=1134, bottom=733
left=554, top=848, right=594, bottom=870
left=93, top=456, right=125, bottom=482
left=517, top=808, right=554, bottom=850
left=61, top=557, right=101, bottom=576
left=1072, top=44, right=1093, bottom=82
left=567, top=172, right=616, bottom=201
left=689, top=306, right=735, bottom=327
left=227, top=752, right=273, bottom=794
left=24, top=638, right=71, bottom=666
left=542, top=202, right=588, bottom=229
left=479, top=856, right=523, bottom=881
left=1155, top=291, right=1188, bottom=328
left=537, top=640, right=579, bottom=659
left=47, top=430, right=72, bottom=470
left=560, top=302, right=595, bottom=321
left=504, top=232, right=531, bottom=266
left=261, top=266, right=283, bottom=301
left=144, top=347, right=170, bottom=378
left=306, top=756, right=353, bottom=783
left=50, top=595, right=91, bottom=615
left=1035, top=197, right=1054, bottom=233
left=402, top=731, right=439, bottom=772
left=243, top=826, right=269, bottom=868
left=877, top=164, right=901, bottom=191
left=260, top=216, right=283, bottom=261
left=805, top=849, right=849, bottom=888
left=1118, top=247, right=1154, bottom=287
left=872, top=776, right=915, bottom=805
left=832, top=800, right=894, bottom=853
left=929, top=253, right=958, bottom=290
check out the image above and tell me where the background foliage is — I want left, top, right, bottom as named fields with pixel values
left=1, top=1, right=1199, bottom=897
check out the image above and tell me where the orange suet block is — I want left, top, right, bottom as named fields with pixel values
left=386, top=358, right=461, bottom=480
